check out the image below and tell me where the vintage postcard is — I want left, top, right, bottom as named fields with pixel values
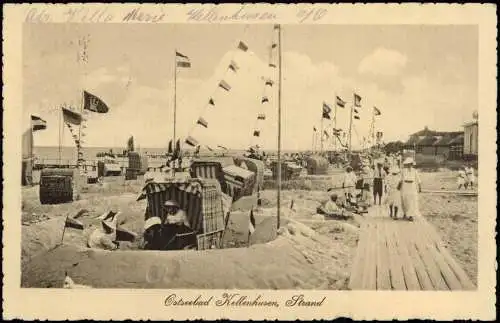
left=2, top=3, right=497, bottom=321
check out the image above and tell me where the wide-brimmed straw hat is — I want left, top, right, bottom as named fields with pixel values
left=403, top=157, right=414, bottom=165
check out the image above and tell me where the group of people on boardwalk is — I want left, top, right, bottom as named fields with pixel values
left=457, top=165, right=476, bottom=190
left=339, top=155, right=422, bottom=221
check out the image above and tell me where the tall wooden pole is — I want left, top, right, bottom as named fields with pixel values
left=276, top=24, right=282, bottom=230
left=333, top=95, right=338, bottom=151
left=58, top=108, right=62, bottom=165
left=348, top=102, right=354, bottom=154
left=320, top=116, right=324, bottom=153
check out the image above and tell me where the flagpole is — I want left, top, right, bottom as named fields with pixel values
left=311, top=130, right=315, bottom=153
left=348, top=101, right=354, bottom=155
left=57, top=108, right=61, bottom=165
left=334, top=94, right=338, bottom=152
left=276, top=24, right=282, bottom=231
left=320, top=116, right=324, bottom=153
left=173, top=48, right=177, bottom=147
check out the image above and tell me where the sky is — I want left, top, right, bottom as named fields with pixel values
left=23, top=24, right=478, bottom=151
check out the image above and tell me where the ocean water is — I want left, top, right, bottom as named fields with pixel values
left=33, top=146, right=305, bottom=162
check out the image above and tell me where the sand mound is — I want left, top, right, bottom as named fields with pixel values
left=22, top=218, right=353, bottom=289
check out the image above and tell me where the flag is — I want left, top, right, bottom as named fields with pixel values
left=65, top=217, right=84, bottom=230
left=218, top=80, right=231, bottom=92
left=248, top=209, right=256, bottom=235
left=269, top=62, right=277, bottom=68
left=208, top=98, right=215, bottom=107
left=175, top=51, right=191, bottom=68
left=83, top=91, right=109, bottom=113
left=175, top=139, right=181, bottom=156
left=322, top=102, right=332, bottom=119
left=195, top=145, right=201, bottom=154
left=324, top=130, right=329, bottom=138
left=253, top=130, right=260, bottom=137
left=313, top=126, right=317, bottom=132
left=354, top=93, right=362, bottom=107
left=273, top=24, right=280, bottom=30
left=127, top=136, right=134, bottom=152
left=185, top=136, right=199, bottom=147
left=336, top=96, right=346, bottom=108
left=217, top=145, right=228, bottom=150
left=257, top=113, right=266, bottom=120
left=265, top=79, right=274, bottom=87
left=354, top=109, right=359, bottom=114
left=206, top=145, right=213, bottom=151
left=62, top=107, right=82, bottom=125
left=374, top=106, right=381, bottom=116
left=31, top=115, right=47, bottom=131
left=261, top=96, right=269, bottom=104
left=197, top=117, right=208, bottom=128
left=354, top=115, right=360, bottom=120
left=228, top=60, right=239, bottom=72
left=168, top=140, right=173, bottom=154
left=237, top=41, right=248, bottom=52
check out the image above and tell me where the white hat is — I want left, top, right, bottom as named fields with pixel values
left=403, top=157, right=414, bottom=165
left=144, top=216, right=162, bottom=231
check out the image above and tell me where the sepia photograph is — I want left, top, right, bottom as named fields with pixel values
left=20, top=22, right=480, bottom=291
left=3, top=3, right=497, bottom=321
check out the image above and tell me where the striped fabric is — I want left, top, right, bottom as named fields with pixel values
left=138, top=178, right=224, bottom=234
left=223, top=165, right=256, bottom=198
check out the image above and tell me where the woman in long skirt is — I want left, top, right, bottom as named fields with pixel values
left=400, top=157, right=422, bottom=221
left=386, top=166, right=402, bottom=218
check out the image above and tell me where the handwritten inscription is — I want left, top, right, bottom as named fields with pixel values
left=63, top=7, right=114, bottom=23
left=163, top=293, right=326, bottom=308
left=122, top=7, right=166, bottom=23
left=25, top=8, right=51, bottom=23
left=24, top=6, right=325, bottom=24
left=296, top=7, right=328, bottom=23
left=186, top=7, right=277, bottom=23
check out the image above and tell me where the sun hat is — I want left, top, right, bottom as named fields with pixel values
left=164, top=200, right=180, bottom=208
left=403, top=157, right=414, bottom=165
left=144, top=216, right=162, bottom=231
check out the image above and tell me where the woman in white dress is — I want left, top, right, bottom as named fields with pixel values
left=466, top=165, right=475, bottom=189
left=457, top=167, right=467, bottom=190
left=386, top=166, right=402, bottom=219
left=400, top=157, right=422, bottom=221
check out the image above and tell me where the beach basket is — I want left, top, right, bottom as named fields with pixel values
left=39, top=168, right=83, bottom=204
left=222, top=164, right=256, bottom=199
left=234, top=157, right=265, bottom=192
left=305, top=156, right=329, bottom=175
left=125, top=168, right=138, bottom=180
left=137, top=178, right=226, bottom=250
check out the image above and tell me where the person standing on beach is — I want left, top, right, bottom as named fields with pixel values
left=342, top=166, right=357, bottom=204
left=457, top=167, right=467, bottom=190
left=386, top=166, right=402, bottom=218
left=400, top=157, right=422, bottom=221
left=373, top=161, right=387, bottom=205
left=466, top=165, right=475, bottom=189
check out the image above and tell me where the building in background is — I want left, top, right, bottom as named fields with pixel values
left=463, top=111, right=479, bottom=157
left=404, top=126, right=464, bottom=160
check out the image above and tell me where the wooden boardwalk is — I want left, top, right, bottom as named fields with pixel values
left=349, top=206, right=475, bottom=290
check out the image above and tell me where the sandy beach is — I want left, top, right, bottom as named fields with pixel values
left=20, top=168, right=477, bottom=289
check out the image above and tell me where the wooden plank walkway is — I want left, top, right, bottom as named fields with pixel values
left=349, top=206, right=475, bottom=290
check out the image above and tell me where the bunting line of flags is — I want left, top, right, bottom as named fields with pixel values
left=185, top=40, right=250, bottom=150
